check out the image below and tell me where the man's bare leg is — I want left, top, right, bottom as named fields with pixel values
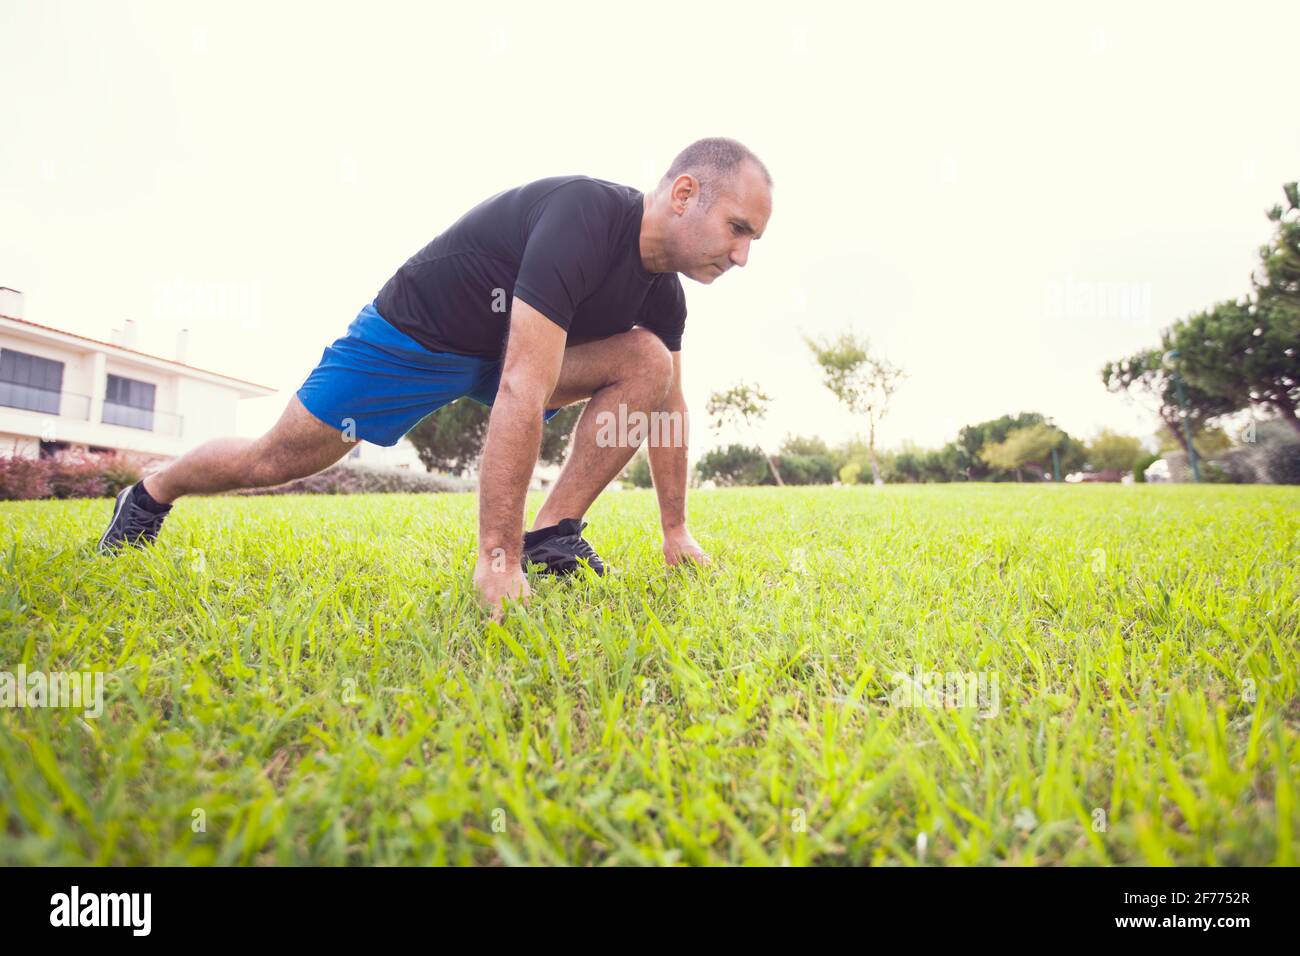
left=144, top=395, right=356, bottom=503
left=531, top=329, right=673, bottom=530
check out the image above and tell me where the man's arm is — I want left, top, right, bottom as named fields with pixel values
left=474, top=297, right=566, bottom=615
left=648, top=350, right=711, bottom=566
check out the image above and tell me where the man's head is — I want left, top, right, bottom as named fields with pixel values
left=642, top=137, right=773, bottom=284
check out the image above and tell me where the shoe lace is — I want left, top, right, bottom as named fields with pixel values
left=556, top=522, right=601, bottom=565
left=123, top=501, right=168, bottom=538
left=560, top=534, right=598, bottom=561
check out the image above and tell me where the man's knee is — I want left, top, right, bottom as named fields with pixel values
left=625, top=329, right=674, bottom=398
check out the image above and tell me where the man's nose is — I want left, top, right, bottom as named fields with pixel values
left=729, top=237, right=751, bottom=268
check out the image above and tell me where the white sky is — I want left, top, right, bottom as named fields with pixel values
left=3, top=0, right=1297, bottom=458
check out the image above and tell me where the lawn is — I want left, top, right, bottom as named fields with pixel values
left=1, top=484, right=1296, bottom=865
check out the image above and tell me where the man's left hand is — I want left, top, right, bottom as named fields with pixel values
left=663, top=527, right=711, bottom=568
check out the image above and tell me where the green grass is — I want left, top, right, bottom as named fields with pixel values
left=1, top=484, right=1297, bottom=865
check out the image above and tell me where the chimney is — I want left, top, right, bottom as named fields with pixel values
left=0, top=287, right=24, bottom=319
left=121, top=318, right=137, bottom=348
left=175, top=328, right=190, bottom=364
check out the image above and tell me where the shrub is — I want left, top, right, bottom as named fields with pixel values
left=695, top=444, right=773, bottom=486
left=775, top=452, right=837, bottom=485
left=1200, top=461, right=1239, bottom=484
left=621, top=450, right=653, bottom=489
left=839, top=462, right=862, bottom=485
left=0, top=455, right=52, bottom=500
left=99, top=454, right=146, bottom=497
left=45, top=455, right=108, bottom=499
left=1261, top=437, right=1300, bottom=484
left=235, top=462, right=472, bottom=496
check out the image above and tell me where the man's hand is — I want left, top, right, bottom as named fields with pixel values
left=475, top=295, right=564, bottom=623
left=663, top=526, right=711, bottom=567
left=474, top=551, right=531, bottom=623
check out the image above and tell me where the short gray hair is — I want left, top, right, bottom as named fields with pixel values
left=657, top=137, right=772, bottom=210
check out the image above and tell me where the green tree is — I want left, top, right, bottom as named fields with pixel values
left=1166, top=298, right=1299, bottom=437
left=979, top=423, right=1067, bottom=481
left=957, top=412, right=1048, bottom=480
left=922, top=443, right=969, bottom=482
left=1149, top=183, right=1300, bottom=438
left=1153, top=423, right=1232, bottom=459
left=779, top=434, right=831, bottom=457
left=406, top=399, right=491, bottom=476
left=831, top=434, right=872, bottom=478
left=706, top=382, right=783, bottom=486
left=1100, top=349, right=1238, bottom=457
left=407, top=398, right=586, bottom=477
left=1086, top=429, right=1144, bottom=474
left=1255, top=181, right=1300, bottom=320
left=538, top=402, right=586, bottom=466
left=804, top=331, right=905, bottom=484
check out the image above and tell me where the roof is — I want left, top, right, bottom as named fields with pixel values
left=0, top=312, right=276, bottom=393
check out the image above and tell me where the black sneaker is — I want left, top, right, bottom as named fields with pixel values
left=521, top=518, right=607, bottom=576
left=97, top=482, right=171, bottom=553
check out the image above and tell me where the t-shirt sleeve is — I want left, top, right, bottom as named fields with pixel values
left=635, top=277, right=687, bottom=352
left=512, top=181, right=615, bottom=332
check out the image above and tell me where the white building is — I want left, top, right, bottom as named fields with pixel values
left=343, top=436, right=427, bottom=470
left=0, top=287, right=274, bottom=461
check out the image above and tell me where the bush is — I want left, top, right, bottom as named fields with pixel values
left=888, top=450, right=925, bottom=483
left=1233, top=420, right=1300, bottom=484
left=0, top=455, right=52, bottom=500
left=236, top=462, right=472, bottom=496
left=1260, top=436, right=1300, bottom=484
left=695, top=444, right=773, bottom=486
left=99, top=455, right=146, bottom=497
left=46, top=456, right=108, bottom=499
left=775, top=452, right=836, bottom=485
left=1200, top=461, right=1239, bottom=484
left=0, top=453, right=112, bottom=500
left=839, top=462, right=861, bottom=485
left=621, top=450, right=653, bottom=489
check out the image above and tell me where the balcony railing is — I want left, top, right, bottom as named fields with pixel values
left=0, top=382, right=183, bottom=438
left=102, top=402, right=183, bottom=437
left=0, top=383, right=91, bottom=420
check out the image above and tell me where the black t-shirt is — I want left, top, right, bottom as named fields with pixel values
left=375, top=175, right=687, bottom=358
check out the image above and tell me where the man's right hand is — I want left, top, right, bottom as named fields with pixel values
left=474, top=552, right=531, bottom=623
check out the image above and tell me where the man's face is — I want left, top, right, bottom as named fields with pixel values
left=671, top=162, right=772, bottom=284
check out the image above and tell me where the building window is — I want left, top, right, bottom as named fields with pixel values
left=103, top=374, right=156, bottom=431
left=39, top=440, right=69, bottom=459
left=0, top=348, right=65, bottom=415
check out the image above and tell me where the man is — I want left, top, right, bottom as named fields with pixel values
left=98, top=137, right=773, bottom=619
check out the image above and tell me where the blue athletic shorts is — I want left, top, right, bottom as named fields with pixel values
left=296, top=299, right=563, bottom=447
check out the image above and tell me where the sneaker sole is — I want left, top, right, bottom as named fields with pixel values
left=96, top=485, right=134, bottom=553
